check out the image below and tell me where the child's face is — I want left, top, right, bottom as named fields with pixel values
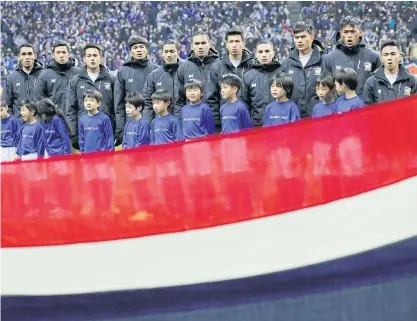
left=0, top=106, right=9, bottom=119
left=335, top=81, right=345, bottom=94
left=271, top=83, right=287, bottom=100
left=185, top=86, right=202, bottom=104
left=84, top=96, right=100, bottom=112
left=125, top=103, right=140, bottom=118
left=152, top=99, right=169, bottom=115
left=220, top=84, right=236, bottom=100
left=20, top=105, right=34, bottom=121
left=316, top=83, right=333, bottom=101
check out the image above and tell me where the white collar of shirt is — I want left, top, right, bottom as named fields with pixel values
left=299, top=50, right=313, bottom=67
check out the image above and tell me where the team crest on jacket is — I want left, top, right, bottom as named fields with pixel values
left=404, top=86, right=411, bottom=96
left=104, top=82, right=111, bottom=90
left=364, top=62, right=372, bottom=71
left=314, top=67, right=321, bottom=76
left=377, top=89, right=382, bottom=94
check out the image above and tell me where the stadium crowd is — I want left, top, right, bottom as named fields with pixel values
left=1, top=1, right=417, bottom=163
left=2, top=1, right=417, bottom=73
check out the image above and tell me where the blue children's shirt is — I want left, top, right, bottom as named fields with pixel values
left=122, top=117, right=150, bottom=150
left=150, top=113, right=184, bottom=145
left=263, top=100, right=300, bottom=127
left=335, top=96, right=365, bottom=114
left=220, top=100, right=253, bottom=134
left=1, top=115, right=21, bottom=148
left=79, top=111, right=115, bottom=153
left=43, top=115, right=71, bottom=156
left=181, top=101, right=215, bottom=139
left=16, top=122, right=45, bottom=157
left=312, top=101, right=337, bottom=119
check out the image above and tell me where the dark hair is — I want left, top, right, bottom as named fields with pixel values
left=220, top=73, right=242, bottom=91
left=316, top=72, right=335, bottom=89
left=340, top=16, right=361, bottom=30
left=128, top=36, right=149, bottom=49
left=256, top=39, right=274, bottom=50
left=161, top=39, right=180, bottom=51
left=184, top=79, right=204, bottom=93
left=380, top=39, right=400, bottom=51
left=271, top=73, right=294, bottom=99
left=83, top=43, right=102, bottom=56
left=192, top=31, right=210, bottom=42
left=125, top=92, right=145, bottom=110
left=53, top=41, right=70, bottom=53
left=151, top=89, right=172, bottom=102
left=83, top=89, right=102, bottom=103
left=21, top=99, right=38, bottom=115
left=37, top=98, right=71, bottom=135
left=335, top=68, right=359, bottom=91
left=225, top=27, right=245, bottom=42
left=18, top=43, right=35, bottom=54
left=293, top=21, right=315, bottom=35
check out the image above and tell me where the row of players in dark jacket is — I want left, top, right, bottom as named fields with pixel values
left=3, top=17, right=416, bottom=151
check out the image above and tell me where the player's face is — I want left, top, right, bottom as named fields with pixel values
left=152, top=99, right=169, bottom=115
left=19, top=47, right=36, bottom=69
left=316, top=83, right=333, bottom=101
left=340, top=25, right=362, bottom=47
left=271, top=83, right=286, bottom=100
left=381, top=45, right=401, bottom=72
left=83, top=48, right=101, bottom=70
left=255, top=44, right=275, bottom=65
left=53, top=46, right=70, bottom=64
left=83, top=96, right=100, bottom=112
left=125, top=102, right=140, bottom=118
left=162, top=44, right=178, bottom=64
left=131, top=44, right=148, bottom=60
left=185, top=86, right=202, bottom=104
left=226, top=35, right=244, bottom=56
left=20, top=105, right=33, bottom=121
left=192, top=35, right=210, bottom=58
left=220, top=84, right=236, bottom=99
left=294, top=31, right=314, bottom=53
left=0, top=106, right=8, bottom=119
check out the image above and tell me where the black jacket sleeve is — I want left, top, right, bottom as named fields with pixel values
left=114, top=70, right=126, bottom=136
left=206, top=65, right=221, bottom=125
left=65, top=76, right=79, bottom=137
left=143, top=72, right=155, bottom=121
left=362, top=77, right=376, bottom=105
left=174, top=65, right=186, bottom=120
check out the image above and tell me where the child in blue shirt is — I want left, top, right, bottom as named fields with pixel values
left=37, top=98, right=72, bottom=157
left=220, top=73, right=253, bottom=134
left=79, top=90, right=115, bottom=154
left=335, top=68, right=365, bottom=114
left=0, top=101, right=21, bottom=162
left=312, top=72, right=338, bottom=118
left=122, top=92, right=150, bottom=150
left=263, top=73, right=300, bottom=127
left=16, top=99, right=45, bottom=161
left=150, top=89, right=184, bottom=145
left=181, top=79, right=215, bottom=140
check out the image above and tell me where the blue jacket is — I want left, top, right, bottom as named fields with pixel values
left=122, top=117, right=150, bottom=149
left=335, top=96, right=365, bottom=114
left=1, top=115, right=21, bottom=147
left=220, top=100, right=253, bottom=134
left=150, top=113, right=184, bottom=145
left=312, top=101, right=337, bottom=118
left=181, top=101, right=215, bottom=139
left=43, top=115, right=72, bottom=156
left=79, top=112, right=115, bottom=153
left=263, top=100, right=300, bottom=127
left=16, top=121, right=45, bottom=157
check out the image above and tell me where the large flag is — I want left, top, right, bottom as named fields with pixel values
left=2, top=96, right=417, bottom=321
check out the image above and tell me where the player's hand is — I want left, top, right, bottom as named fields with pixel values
left=71, top=135, right=80, bottom=150
left=114, top=133, right=123, bottom=147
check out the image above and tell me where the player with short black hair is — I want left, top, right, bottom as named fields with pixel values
left=334, top=68, right=365, bottom=113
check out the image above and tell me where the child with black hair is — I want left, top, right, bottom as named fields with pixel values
left=220, top=73, right=253, bottom=134
left=150, top=89, right=184, bottom=145
left=312, top=72, right=338, bottom=118
left=37, top=98, right=72, bottom=157
left=122, top=92, right=150, bottom=149
left=335, top=68, right=365, bottom=114
left=16, top=99, right=45, bottom=161
left=79, top=90, right=115, bottom=154
left=181, top=79, right=215, bottom=140
left=263, top=74, right=300, bottom=127
left=0, top=101, right=21, bottom=162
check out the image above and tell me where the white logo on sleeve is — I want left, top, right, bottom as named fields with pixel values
left=251, top=83, right=256, bottom=88
left=80, top=85, right=85, bottom=89
left=128, top=79, right=133, bottom=83
left=364, top=62, right=372, bottom=71
left=51, top=79, right=56, bottom=83
left=336, top=65, right=342, bottom=70
left=288, top=70, right=294, bottom=74
left=188, top=74, right=194, bottom=79
left=16, top=83, right=20, bottom=86
left=157, top=82, right=162, bottom=86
